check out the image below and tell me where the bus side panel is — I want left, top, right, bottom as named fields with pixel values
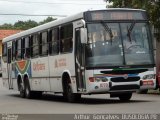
left=31, top=57, right=50, bottom=91
left=49, top=53, right=76, bottom=92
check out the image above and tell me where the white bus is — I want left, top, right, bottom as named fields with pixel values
left=2, top=8, right=156, bottom=102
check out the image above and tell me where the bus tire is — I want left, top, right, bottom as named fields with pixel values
left=66, top=83, right=76, bottom=102
left=75, top=94, right=81, bottom=101
left=34, top=91, right=43, bottom=98
left=19, top=82, right=25, bottom=98
left=66, top=84, right=82, bottom=102
left=24, top=78, right=33, bottom=99
left=118, top=93, right=132, bottom=101
left=63, top=77, right=76, bottom=103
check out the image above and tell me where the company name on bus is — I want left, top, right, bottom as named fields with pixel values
left=55, top=58, right=67, bottom=68
left=33, top=61, right=45, bottom=71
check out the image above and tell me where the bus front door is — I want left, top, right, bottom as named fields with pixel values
left=75, top=28, right=86, bottom=92
left=7, top=47, right=13, bottom=89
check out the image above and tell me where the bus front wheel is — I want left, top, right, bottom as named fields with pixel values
left=63, top=83, right=81, bottom=103
left=64, top=83, right=75, bottom=102
left=118, top=93, right=132, bottom=101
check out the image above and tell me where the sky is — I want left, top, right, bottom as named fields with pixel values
left=0, top=0, right=107, bottom=25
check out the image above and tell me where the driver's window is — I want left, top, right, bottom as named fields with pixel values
left=142, top=25, right=150, bottom=49
left=121, top=23, right=149, bottom=53
left=121, top=23, right=138, bottom=50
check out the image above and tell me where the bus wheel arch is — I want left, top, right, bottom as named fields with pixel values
left=62, top=72, right=70, bottom=96
left=62, top=72, right=81, bottom=102
left=62, top=72, right=76, bottom=103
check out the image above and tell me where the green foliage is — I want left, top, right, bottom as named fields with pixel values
left=0, top=23, right=14, bottom=29
left=39, top=17, right=56, bottom=25
left=0, top=17, right=56, bottom=30
left=14, top=20, right=38, bottom=30
left=106, top=0, right=149, bottom=8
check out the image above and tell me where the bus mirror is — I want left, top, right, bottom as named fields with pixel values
left=80, top=28, right=87, bottom=44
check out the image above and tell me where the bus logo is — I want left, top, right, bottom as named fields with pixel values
left=124, top=75, right=128, bottom=79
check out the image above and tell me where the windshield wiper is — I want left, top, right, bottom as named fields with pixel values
left=127, top=22, right=135, bottom=42
left=101, top=21, right=113, bottom=44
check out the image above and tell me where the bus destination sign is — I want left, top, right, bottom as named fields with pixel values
left=86, top=10, right=147, bottom=21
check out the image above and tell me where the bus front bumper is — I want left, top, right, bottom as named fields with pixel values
left=87, top=81, right=140, bottom=94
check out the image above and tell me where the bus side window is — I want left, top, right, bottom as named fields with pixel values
left=51, top=28, right=59, bottom=55
left=48, top=30, right=52, bottom=54
left=60, top=24, right=73, bottom=53
left=39, top=31, right=48, bottom=56
left=31, top=34, right=39, bottom=58
left=48, top=28, right=59, bottom=55
left=39, top=33, right=42, bottom=55
left=24, top=37, right=30, bottom=59
left=30, top=36, right=33, bottom=57
left=12, top=41, right=16, bottom=61
left=21, top=38, right=25, bottom=59
left=15, top=40, right=18, bottom=60
left=2, top=43, right=7, bottom=63
left=16, top=39, right=21, bottom=60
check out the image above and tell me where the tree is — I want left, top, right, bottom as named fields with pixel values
left=150, top=1, right=160, bottom=41
left=105, top=0, right=152, bottom=8
left=105, top=0, right=160, bottom=41
left=14, top=20, right=38, bottom=30
left=0, top=23, right=14, bottom=29
left=39, top=17, right=57, bottom=25
left=24, top=20, right=38, bottom=30
left=14, top=21, right=25, bottom=30
left=0, top=17, right=57, bottom=30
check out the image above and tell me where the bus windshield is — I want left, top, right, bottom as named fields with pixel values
left=86, top=22, right=154, bottom=68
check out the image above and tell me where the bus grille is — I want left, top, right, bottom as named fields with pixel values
left=110, top=85, right=140, bottom=91
left=111, top=76, right=140, bottom=82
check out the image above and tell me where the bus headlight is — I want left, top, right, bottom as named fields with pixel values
left=101, top=77, right=108, bottom=82
left=95, top=77, right=108, bottom=82
left=143, top=74, right=155, bottom=80
left=95, top=77, right=101, bottom=82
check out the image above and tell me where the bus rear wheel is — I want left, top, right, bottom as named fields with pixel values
left=24, top=78, right=34, bottom=99
left=25, top=84, right=42, bottom=99
left=19, top=82, right=25, bottom=98
left=118, top=93, right=132, bottom=101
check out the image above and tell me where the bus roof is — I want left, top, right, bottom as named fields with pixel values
left=2, top=8, right=146, bottom=43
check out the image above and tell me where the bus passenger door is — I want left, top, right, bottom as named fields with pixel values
left=75, top=28, right=86, bottom=91
left=7, top=44, right=13, bottom=89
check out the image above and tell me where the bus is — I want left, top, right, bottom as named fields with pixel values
left=2, top=8, right=156, bottom=102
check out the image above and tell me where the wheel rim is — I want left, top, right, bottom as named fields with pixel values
left=67, top=85, right=72, bottom=97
